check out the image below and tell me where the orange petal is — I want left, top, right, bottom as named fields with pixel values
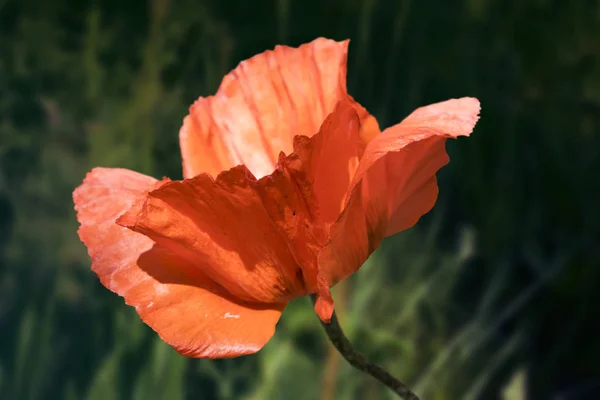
left=74, top=168, right=285, bottom=358
left=179, top=38, right=379, bottom=180
left=117, top=166, right=308, bottom=305
left=282, top=100, right=362, bottom=322
left=319, top=98, right=481, bottom=285
left=292, top=99, right=362, bottom=226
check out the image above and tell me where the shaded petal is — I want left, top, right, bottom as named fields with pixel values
left=117, top=167, right=307, bottom=305
left=179, top=38, right=379, bottom=179
left=319, top=98, right=481, bottom=285
left=350, top=96, right=381, bottom=148
left=74, top=168, right=284, bottom=358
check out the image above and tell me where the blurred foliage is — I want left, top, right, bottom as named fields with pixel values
left=1, top=0, right=599, bottom=399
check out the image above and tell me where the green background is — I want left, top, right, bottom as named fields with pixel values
left=1, top=0, right=598, bottom=399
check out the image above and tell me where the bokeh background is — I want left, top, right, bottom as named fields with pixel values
left=1, top=0, right=599, bottom=399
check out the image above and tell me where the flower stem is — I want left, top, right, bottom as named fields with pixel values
left=311, top=294, right=420, bottom=400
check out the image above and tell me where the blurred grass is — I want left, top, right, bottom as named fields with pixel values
left=1, top=0, right=599, bottom=399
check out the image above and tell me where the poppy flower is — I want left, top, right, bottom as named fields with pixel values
left=74, top=38, right=480, bottom=359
